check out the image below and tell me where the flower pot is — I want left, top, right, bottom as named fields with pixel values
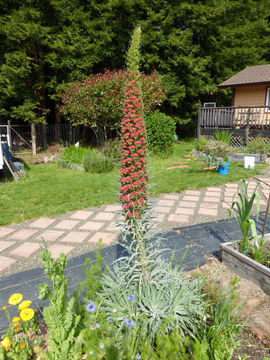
left=220, top=234, right=270, bottom=295
left=217, top=161, right=229, bottom=175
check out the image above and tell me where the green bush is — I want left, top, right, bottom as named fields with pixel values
left=58, top=145, right=92, bottom=166
left=101, top=138, right=121, bottom=162
left=145, top=111, right=176, bottom=158
left=82, top=152, right=114, bottom=173
left=247, top=135, right=269, bottom=154
left=194, top=136, right=209, bottom=152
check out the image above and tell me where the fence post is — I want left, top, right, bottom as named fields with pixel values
left=244, top=107, right=251, bottom=146
left=197, top=109, right=201, bottom=139
left=7, top=120, right=12, bottom=150
left=42, top=124, right=47, bottom=151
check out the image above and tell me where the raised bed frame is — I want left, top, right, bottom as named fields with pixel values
left=220, top=233, right=270, bottom=295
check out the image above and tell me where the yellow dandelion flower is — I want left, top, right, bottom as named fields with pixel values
left=20, top=343, right=26, bottom=349
left=20, top=308, right=34, bottom=322
left=220, top=333, right=224, bottom=337
left=8, top=293, right=23, bottom=306
left=2, top=306, right=7, bottom=311
left=1, top=337, right=11, bottom=351
left=18, top=300, right=32, bottom=311
left=12, top=316, right=20, bottom=324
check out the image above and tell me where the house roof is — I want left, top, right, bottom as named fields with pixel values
left=218, top=64, right=270, bottom=88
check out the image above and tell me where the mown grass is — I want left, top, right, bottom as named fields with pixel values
left=0, top=140, right=265, bottom=225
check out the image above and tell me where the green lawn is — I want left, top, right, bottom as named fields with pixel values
left=0, top=141, right=265, bottom=225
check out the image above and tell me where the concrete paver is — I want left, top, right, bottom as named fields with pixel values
left=10, top=242, right=40, bottom=258
left=30, top=218, right=56, bottom=228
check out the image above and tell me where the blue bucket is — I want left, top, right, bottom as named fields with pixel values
left=218, top=162, right=229, bottom=175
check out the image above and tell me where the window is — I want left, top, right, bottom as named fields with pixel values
left=265, top=87, right=270, bottom=112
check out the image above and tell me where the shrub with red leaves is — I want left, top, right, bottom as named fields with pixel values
left=59, top=69, right=165, bottom=146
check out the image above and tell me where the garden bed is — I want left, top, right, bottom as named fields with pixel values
left=229, top=153, right=266, bottom=164
left=220, top=233, right=270, bottom=295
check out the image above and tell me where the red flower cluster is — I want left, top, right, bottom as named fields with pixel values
left=120, top=72, right=148, bottom=220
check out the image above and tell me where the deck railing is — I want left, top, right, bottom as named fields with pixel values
left=198, top=105, right=270, bottom=130
left=197, top=105, right=270, bottom=145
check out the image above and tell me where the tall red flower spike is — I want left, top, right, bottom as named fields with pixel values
left=120, top=27, right=148, bottom=221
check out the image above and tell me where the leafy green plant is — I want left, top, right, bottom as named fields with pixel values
left=248, top=237, right=270, bottom=268
left=58, top=145, right=91, bottom=165
left=247, top=135, right=269, bottom=154
left=194, top=136, right=209, bottom=152
left=38, top=249, right=81, bottom=360
left=201, top=139, right=232, bottom=159
left=213, top=130, right=233, bottom=144
left=229, top=180, right=260, bottom=254
left=82, top=151, right=114, bottom=173
left=145, top=111, right=176, bottom=158
left=197, top=277, right=244, bottom=360
left=101, top=138, right=121, bottom=163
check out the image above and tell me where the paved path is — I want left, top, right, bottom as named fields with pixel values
left=0, top=168, right=270, bottom=277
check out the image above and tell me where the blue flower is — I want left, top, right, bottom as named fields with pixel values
left=126, top=294, right=135, bottom=301
left=136, top=354, right=141, bottom=359
left=86, top=302, right=96, bottom=312
left=124, top=318, right=135, bottom=326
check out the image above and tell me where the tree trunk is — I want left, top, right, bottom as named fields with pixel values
left=31, top=123, right=37, bottom=155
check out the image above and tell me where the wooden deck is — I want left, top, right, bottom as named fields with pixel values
left=197, top=106, right=270, bottom=145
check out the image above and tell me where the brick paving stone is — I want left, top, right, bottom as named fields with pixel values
left=104, top=204, right=122, bottom=212
left=61, top=231, right=89, bottom=244
left=178, top=201, right=197, bottom=208
left=154, top=213, right=166, bottom=221
left=259, top=200, right=267, bottom=206
left=167, top=214, right=189, bottom=223
left=167, top=165, right=188, bottom=170
left=10, top=242, right=40, bottom=258
left=93, top=212, right=115, bottom=221
left=88, top=232, right=117, bottom=245
left=9, top=229, right=38, bottom=240
left=0, top=241, right=15, bottom=252
left=224, top=197, right=234, bottom=203
left=70, top=210, right=93, bottom=220
left=163, top=194, right=180, bottom=200
left=156, top=199, right=175, bottom=207
left=0, top=228, right=15, bottom=238
left=198, top=208, right=218, bottom=216
left=36, top=230, right=64, bottom=242
left=204, top=191, right=221, bottom=197
left=30, top=217, right=56, bottom=228
left=47, top=244, right=74, bottom=260
left=207, top=187, right=221, bottom=192
left=222, top=202, right=230, bottom=209
left=262, top=190, right=270, bottom=198
left=224, top=190, right=237, bottom=196
left=79, top=221, right=104, bottom=231
left=225, top=183, right=238, bottom=188
left=154, top=206, right=171, bottom=214
left=175, top=207, right=194, bottom=215
left=106, top=222, right=122, bottom=232
left=200, top=202, right=218, bottom=209
left=54, top=220, right=80, bottom=230
left=182, top=195, right=200, bottom=202
left=184, top=190, right=201, bottom=196
left=202, top=197, right=220, bottom=203
left=0, top=255, right=16, bottom=272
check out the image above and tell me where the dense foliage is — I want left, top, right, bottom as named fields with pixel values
left=145, top=111, right=176, bottom=157
left=59, top=70, right=165, bottom=146
left=0, top=0, right=269, bottom=129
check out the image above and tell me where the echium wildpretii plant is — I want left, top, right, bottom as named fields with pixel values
left=100, top=28, right=204, bottom=353
left=120, top=26, right=148, bottom=222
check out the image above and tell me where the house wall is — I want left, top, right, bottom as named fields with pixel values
left=233, top=84, right=269, bottom=106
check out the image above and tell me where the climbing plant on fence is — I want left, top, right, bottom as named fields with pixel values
left=59, top=69, right=166, bottom=146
